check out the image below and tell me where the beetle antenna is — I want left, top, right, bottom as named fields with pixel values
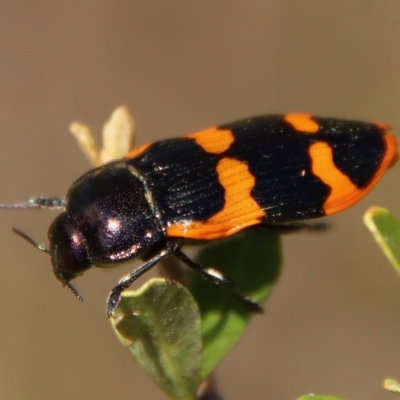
left=0, top=202, right=39, bottom=209
left=63, top=279, right=84, bottom=302
left=0, top=196, right=67, bottom=210
left=13, top=228, right=84, bottom=302
left=12, top=228, right=50, bottom=253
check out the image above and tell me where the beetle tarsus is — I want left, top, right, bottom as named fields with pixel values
left=106, top=244, right=175, bottom=317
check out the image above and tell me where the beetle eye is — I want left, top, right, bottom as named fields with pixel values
left=48, top=213, right=91, bottom=284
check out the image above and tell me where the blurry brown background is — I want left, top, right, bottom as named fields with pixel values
left=1, top=2, right=400, bottom=399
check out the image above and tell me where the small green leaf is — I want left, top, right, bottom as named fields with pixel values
left=188, top=228, right=282, bottom=378
left=385, top=378, right=400, bottom=397
left=298, top=395, right=345, bottom=400
left=111, top=278, right=202, bottom=400
left=364, top=207, right=400, bottom=275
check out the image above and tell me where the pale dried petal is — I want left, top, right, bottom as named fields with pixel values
left=100, top=106, right=136, bottom=164
left=69, top=122, right=101, bottom=167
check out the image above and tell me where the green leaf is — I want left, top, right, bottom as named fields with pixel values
left=298, top=395, right=345, bottom=400
left=384, top=378, right=400, bottom=397
left=111, top=278, right=202, bottom=400
left=363, top=207, right=400, bottom=275
left=188, top=228, right=282, bottom=378
left=110, top=228, right=281, bottom=395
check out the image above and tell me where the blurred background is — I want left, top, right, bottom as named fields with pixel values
left=1, top=2, right=400, bottom=399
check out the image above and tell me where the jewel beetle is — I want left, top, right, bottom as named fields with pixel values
left=1, top=113, right=398, bottom=316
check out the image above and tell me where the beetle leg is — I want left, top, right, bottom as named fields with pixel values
left=106, top=244, right=175, bottom=317
left=174, top=249, right=263, bottom=313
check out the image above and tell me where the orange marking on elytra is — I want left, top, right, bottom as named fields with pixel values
left=309, top=135, right=397, bottom=215
left=374, top=121, right=392, bottom=132
left=385, top=134, right=399, bottom=169
left=373, top=122, right=398, bottom=169
left=187, top=127, right=234, bottom=154
left=284, top=113, right=319, bottom=133
left=167, top=157, right=265, bottom=240
left=127, top=143, right=151, bottom=158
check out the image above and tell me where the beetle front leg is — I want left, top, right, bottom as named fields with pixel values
left=106, top=247, right=173, bottom=317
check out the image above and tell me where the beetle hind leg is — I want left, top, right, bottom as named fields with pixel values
left=174, top=249, right=263, bottom=313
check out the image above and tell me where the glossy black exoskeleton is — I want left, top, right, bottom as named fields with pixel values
left=8, top=159, right=260, bottom=316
